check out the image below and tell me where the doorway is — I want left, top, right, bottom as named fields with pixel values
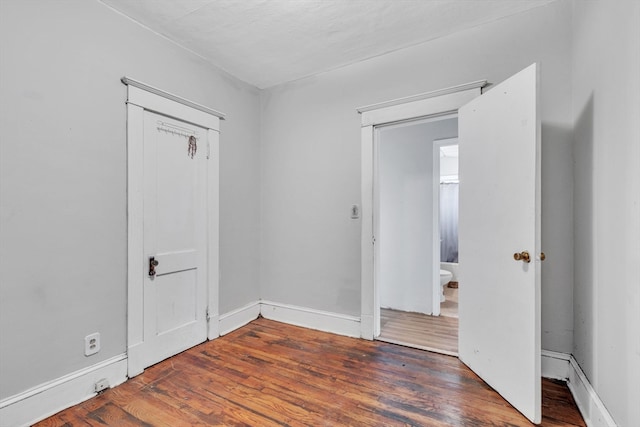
left=359, top=64, right=542, bottom=424
left=374, top=115, right=460, bottom=355
left=123, top=78, right=223, bottom=378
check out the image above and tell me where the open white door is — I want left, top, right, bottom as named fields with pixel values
left=458, top=64, right=541, bottom=423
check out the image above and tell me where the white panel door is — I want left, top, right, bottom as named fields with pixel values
left=139, top=111, right=208, bottom=370
left=458, top=64, right=541, bottom=423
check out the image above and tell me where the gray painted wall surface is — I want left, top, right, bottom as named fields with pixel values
left=572, top=2, right=640, bottom=426
left=0, top=0, right=261, bottom=399
left=260, top=1, right=574, bottom=352
left=378, top=119, right=457, bottom=314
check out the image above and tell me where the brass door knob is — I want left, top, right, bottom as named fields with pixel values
left=513, top=251, right=531, bottom=263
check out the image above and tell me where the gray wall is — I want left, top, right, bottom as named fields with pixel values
left=260, top=1, right=574, bottom=352
left=0, top=0, right=261, bottom=399
left=378, top=119, right=457, bottom=314
left=5, top=2, right=637, bottom=425
left=572, top=2, right=640, bottom=426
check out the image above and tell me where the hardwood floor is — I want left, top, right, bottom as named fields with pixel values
left=439, top=286, right=458, bottom=318
left=379, top=308, right=458, bottom=355
left=36, top=318, right=585, bottom=427
left=379, top=286, right=460, bottom=356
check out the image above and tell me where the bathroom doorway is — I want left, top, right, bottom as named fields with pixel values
left=375, top=115, right=460, bottom=355
left=360, top=65, right=542, bottom=423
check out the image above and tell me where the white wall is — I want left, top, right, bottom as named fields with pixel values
left=378, top=119, right=457, bottom=313
left=260, top=0, right=574, bottom=353
left=440, top=155, right=459, bottom=178
left=571, top=2, right=640, bottom=426
left=0, top=0, right=261, bottom=400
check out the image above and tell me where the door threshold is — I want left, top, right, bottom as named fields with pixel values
left=375, top=336, right=458, bottom=357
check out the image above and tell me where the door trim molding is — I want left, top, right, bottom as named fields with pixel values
left=356, top=80, right=486, bottom=114
left=358, top=83, right=484, bottom=340
left=123, top=80, right=222, bottom=377
left=121, top=77, right=225, bottom=120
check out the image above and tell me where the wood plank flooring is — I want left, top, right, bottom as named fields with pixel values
left=379, top=286, right=459, bottom=355
left=439, top=287, right=458, bottom=318
left=379, top=308, right=459, bottom=355
left=36, top=318, right=585, bottom=427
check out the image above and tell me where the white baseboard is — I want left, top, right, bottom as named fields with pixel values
left=208, top=314, right=220, bottom=340
left=260, top=300, right=361, bottom=338
left=567, top=356, right=617, bottom=427
left=541, top=349, right=570, bottom=380
left=218, top=301, right=260, bottom=336
left=0, top=354, right=127, bottom=427
left=1, top=311, right=615, bottom=427
left=540, top=350, right=616, bottom=427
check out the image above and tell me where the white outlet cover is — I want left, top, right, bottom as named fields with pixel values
left=84, top=332, right=100, bottom=356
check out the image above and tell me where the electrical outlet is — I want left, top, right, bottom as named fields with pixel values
left=84, top=332, right=100, bottom=356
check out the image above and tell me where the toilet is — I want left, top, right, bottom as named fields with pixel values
left=439, top=269, right=453, bottom=302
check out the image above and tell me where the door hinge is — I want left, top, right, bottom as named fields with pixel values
left=207, top=140, right=211, bottom=159
left=206, top=307, right=211, bottom=320
left=372, top=236, right=376, bottom=245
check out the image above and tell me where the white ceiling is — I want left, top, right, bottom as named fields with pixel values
left=100, top=0, right=554, bottom=89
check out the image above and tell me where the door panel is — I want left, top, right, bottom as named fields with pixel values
left=156, top=269, right=197, bottom=335
left=140, top=111, right=208, bottom=369
left=458, top=64, right=541, bottom=423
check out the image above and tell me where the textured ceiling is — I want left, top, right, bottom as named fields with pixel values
left=100, top=0, right=554, bottom=89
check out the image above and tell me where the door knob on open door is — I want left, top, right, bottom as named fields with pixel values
left=513, top=251, right=531, bottom=263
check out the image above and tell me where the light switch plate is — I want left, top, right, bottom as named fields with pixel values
left=351, top=204, right=360, bottom=219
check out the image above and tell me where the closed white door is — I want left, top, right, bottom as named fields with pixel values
left=458, top=64, right=541, bottom=423
left=138, top=111, right=209, bottom=370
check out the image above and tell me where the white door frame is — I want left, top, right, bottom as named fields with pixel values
left=357, top=80, right=485, bottom=340
left=431, top=136, right=459, bottom=315
left=122, top=78, right=224, bottom=377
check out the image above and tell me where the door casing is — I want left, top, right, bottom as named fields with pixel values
left=357, top=81, right=485, bottom=340
left=123, top=79, right=223, bottom=377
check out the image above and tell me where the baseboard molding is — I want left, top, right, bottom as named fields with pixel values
left=0, top=354, right=127, bottom=427
left=218, top=301, right=261, bottom=336
left=567, top=356, right=617, bottom=427
left=541, top=349, right=570, bottom=380
left=540, top=351, right=616, bottom=427
left=260, top=300, right=361, bottom=338
left=1, top=312, right=616, bottom=427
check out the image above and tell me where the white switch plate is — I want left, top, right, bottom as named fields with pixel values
left=351, top=204, right=360, bottom=219
left=84, top=332, right=100, bottom=356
